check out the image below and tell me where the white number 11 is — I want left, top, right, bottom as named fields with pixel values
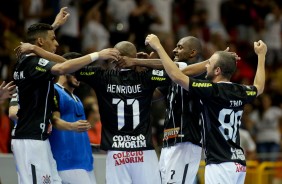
left=112, top=98, right=140, bottom=130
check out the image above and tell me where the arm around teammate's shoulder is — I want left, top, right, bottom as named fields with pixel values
left=51, top=48, right=120, bottom=75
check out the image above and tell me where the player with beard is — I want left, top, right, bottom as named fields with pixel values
left=50, top=52, right=96, bottom=184
left=145, top=34, right=267, bottom=184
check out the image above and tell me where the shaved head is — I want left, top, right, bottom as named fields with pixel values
left=182, top=36, right=202, bottom=55
left=114, top=41, right=137, bottom=58
left=173, top=36, right=202, bottom=63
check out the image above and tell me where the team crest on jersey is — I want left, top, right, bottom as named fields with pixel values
left=38, top=58, right=49, bottom=66
left=42, top=174, right=51, bottom=184
left=152, top=69, right=164, bottom=76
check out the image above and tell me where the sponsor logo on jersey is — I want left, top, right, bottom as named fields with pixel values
left=79, top=71, right=95, bottom=76
left=163, top=127, right=180, bottom=140
left=246, top=90, right=256, bottom=96
left=35, top=66, right=46, bottom=72
left=42, top=174, right=51, bottom=184
left=13, top=71, right=25, bottom=80
left=113, top=151, right=144, bottom=166
left=192, top=82, right=212, bottom=87
left=152, top=69, right=164, bottom=76
left=231, top=148, right=245, bottom=161
left=112, top=134, right=146, bottom=148
left=38, top=58, right=49, bottom=66
left=235, top=163, right=246, bottom=172
left=151, top=76, right=166, bottom=81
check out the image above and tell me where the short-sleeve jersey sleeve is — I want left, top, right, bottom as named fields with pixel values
left=243, top=85, right=258, bottom=103
left=188, top=78, right=214, bottom=99
left=28, top=57, right=56, bottom=80
left=74, top=66, right=100, bottom=86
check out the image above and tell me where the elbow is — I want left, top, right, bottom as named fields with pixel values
left=52, top=64, right=68, bottom=75
left=170, top=73, right=184, bottom=84
left=8, top=114, right=17, bottom=122
left=257, top=87, right=264, bottom=97
left=171, top=74, right=188, bottom=90
left=255, top=84, right=264, bottom=97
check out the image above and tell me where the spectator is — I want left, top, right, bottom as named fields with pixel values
left=250, top=93, right=282, bottom=161
left=239, top=128, right=257, bottom=160
left=84, top=95, right=102, bottom=146
left=81, top=3, right=110, bottom=54
left=107, top=0, right=136, bottom=45
left=0, top=105, right=12, bottom=153
left=129, top=0, right=161, bottom=51
left=262, top=2, right=282, bottom=68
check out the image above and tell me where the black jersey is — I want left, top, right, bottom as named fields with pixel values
left=161, top=72, right=205, bottom=147
left=12, top=55, right=56, bottom=140
left=76, top=67, right=170, bottom=151
left=189, top=78, right=257, bottom=166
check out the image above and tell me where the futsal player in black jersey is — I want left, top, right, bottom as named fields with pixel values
left=11, top=20, right=119, bottom=184
left=145, top=34, right=267, bottom=184
left=117, top=36, right=205, bottom=184
left=74, top=41, right=170, bottom=184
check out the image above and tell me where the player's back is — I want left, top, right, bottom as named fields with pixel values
left=76, top=67, right=170, bottom=151
left=193, top=81, right=257, bottom=166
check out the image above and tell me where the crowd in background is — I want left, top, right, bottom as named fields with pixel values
left=0, top=0, right=282, bottom=162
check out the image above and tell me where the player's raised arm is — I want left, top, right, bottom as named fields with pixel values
left=51, top=7, right=70, bottom=30
left=145, top=34, right=190, bottom=90
left=253, top=40, right=267, bottom=96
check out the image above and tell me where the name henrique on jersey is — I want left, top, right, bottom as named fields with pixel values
left=12, top=55, right=56, bottom=140
left=161, top=72, right=205, bottom=147
left=76, top=67, right=170, bottom=151
left=188, top=78, right=257, bottom=166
